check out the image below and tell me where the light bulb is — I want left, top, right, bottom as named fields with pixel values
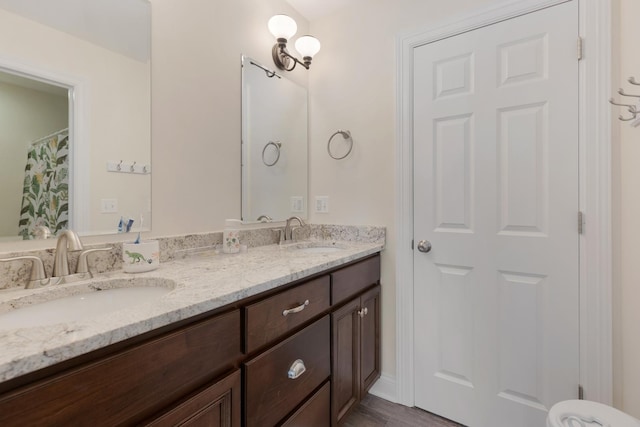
left=295, top=36, right=321, bottom=58
left=268, top=15, right=297, bottom=40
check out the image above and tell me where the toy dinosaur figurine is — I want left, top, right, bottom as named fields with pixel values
left=125, top=250, right=152, bottom=264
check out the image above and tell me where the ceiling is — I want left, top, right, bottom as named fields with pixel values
left=284, top=0, right=352, bottom=21
left=0, top=0, right=150, bottom=62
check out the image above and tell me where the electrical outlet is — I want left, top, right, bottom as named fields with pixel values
left=101, top=198, right=118, bottom=213
left=290, top=196, right=304, bottom=213
left=315, top=196, right=329, bottom=213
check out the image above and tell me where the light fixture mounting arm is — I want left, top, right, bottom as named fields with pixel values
left=272, top=40, right=310, bottom=71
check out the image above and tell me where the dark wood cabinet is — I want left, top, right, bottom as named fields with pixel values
left=331, top=256, right=380, bottom=306
left=244, top=316, right=330, bottom=426
left=281, top=381, right=331, bottom=427
left=359, top=285, right=381, bottom=395
left=330, top=254, right=382, bottom=424
left=145, top=369, right=241, bottom=427
left=244, top=275, right=330, bottom=353
left=0, top=309, right=241, bottom=427
left=332, top=297, right=362, bottom=423
left=0, top=253, right=381, bottom=427
left=332, top=284, right=381, bottom=426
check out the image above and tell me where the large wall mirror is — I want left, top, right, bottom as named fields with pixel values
left=241, top=56, right=308, bottom=223
left=0, top=0, right=151, bottom=242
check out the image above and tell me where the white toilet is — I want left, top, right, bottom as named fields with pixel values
left=547, top=400, right=640, bottom=427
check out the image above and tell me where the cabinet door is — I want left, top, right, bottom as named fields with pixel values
left=360, top=285, right=381, bottom=395
left=331, top=298, right=361, bottom=425
left=145, top=369, right=241, bottom=427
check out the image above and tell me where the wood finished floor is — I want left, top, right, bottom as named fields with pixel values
left=342, top=394, right=464, bottom=427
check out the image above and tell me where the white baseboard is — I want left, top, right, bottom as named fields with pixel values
left=368, top=373, right=399, bottom=404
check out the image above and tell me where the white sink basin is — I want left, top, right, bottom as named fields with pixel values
left=286, top=242, right=346, bottom=254
left=0, top=278, right=175, bottom=330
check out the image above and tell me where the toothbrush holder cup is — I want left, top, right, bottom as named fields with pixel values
left=122, top=241, right=160, bottom=273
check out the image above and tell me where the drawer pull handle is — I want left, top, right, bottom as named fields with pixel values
left=358, top=307, right=368, bottom=318
left=282, top=300, right=310, bottom=316
left=288, top=359, right=307, bottom=379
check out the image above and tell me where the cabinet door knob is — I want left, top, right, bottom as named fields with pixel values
left=358, top=307, right=368, bottom=318
left=287, top=359, right=306, bottom=379
left=282, top=300, right=310, bottom=316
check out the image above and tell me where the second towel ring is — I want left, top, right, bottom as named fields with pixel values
left=327, top=130, right=353, bottom=160
left=262, top=141, right=281, bottom=166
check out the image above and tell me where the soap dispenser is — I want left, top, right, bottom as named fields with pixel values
left=223, top=219, right=241, bottom=254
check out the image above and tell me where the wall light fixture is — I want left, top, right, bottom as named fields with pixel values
left=268, top=14, right=320, bottom=71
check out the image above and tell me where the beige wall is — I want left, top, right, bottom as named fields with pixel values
left=613, top=0, right=640, bottom=418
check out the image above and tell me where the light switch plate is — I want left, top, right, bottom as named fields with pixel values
left=101, top=198, right=118, bottom=213
left=290, top=196, right=304, bottom=213
left=315, top=196, right=329, bottom=213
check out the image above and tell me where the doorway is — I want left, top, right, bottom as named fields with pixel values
left=408, top=1, right=586, bottom=425
left=395, top=0, right=612, bottom=418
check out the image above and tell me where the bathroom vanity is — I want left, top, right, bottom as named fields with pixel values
left=0, top=240, right=381, bottom=426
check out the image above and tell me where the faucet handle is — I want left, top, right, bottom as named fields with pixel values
left=76, top=247, right=113, bottom=275
left=274, top=228, right=285, bottom=244
left=0, top=256, right=49, bottom=289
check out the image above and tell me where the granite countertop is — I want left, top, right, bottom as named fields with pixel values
left=0, top=239, right=383, bottom=384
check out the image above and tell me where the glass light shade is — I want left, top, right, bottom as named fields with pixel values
left=268, top=15, right=297, bottom=40
left=295, top=35, right=321, bottom=58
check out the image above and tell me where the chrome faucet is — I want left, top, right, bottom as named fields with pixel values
left=284, top=216, right=305, bottom=241
left=257, top=215, right=273, bottom=223
left=52, top=229, right=84, bottom=278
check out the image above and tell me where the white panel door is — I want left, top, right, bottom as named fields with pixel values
left=413, top=2, right=579, bottom=426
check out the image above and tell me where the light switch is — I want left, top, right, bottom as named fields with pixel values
left=290, top=196, right=304, bottom=213
left=101, top=198, right=118, bottom=213
left=315, top=196, right=329, bottom=213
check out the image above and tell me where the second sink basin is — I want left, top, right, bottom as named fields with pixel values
left=295, top=246, right=344, bottom=254
left=0, top=278, right=175, bottom=330
left=285, top=241, right=347, bottom=254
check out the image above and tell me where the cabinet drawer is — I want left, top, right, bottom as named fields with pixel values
left=331, top=255, right=380, bottom=305
left=245, top=315, right=330, bottom=427
left=245, top=275, right=330, bottom=353
left=281, top=381, right=330, bottom=427
left=0, top=309, right=241, bottom=427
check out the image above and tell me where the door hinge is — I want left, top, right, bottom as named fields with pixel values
left=577, top=37, right=583, bottom=60
left=578, top=384, right=584, bottom=400
left=411, top=239, right=414, bottom=250
left=578, top=211, right=584, bottom=234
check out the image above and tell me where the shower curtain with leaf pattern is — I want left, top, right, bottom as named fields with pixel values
left=18, top=130, right=69, bottom=239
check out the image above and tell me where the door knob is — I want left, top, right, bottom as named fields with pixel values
left=417, top=240, right=432, bottom=253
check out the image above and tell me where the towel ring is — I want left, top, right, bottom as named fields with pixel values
left=327, top=130, right=353, bottom=160
left=262, top=141, right=281, bottom=166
